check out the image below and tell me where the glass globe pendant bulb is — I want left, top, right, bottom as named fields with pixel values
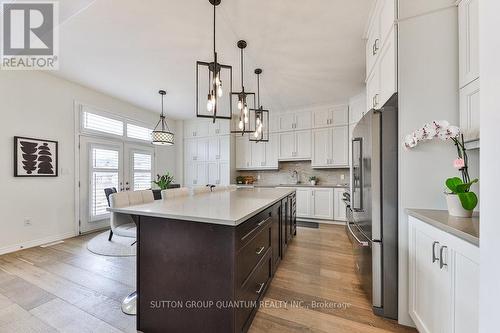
left=243, top=105, right=248, bottom=116
left=256, top=117, right=261, bottom=125
left=244, top=115, right=249, bottom=124
left=206, top=94, right=213, bottom=112
left=237, top=100, right=243, bottom=110
left=254, top=131, right=259, bottom=138
left=238, top=120, right=244, bottom=130
left=217, top=85, right=223, bottom=97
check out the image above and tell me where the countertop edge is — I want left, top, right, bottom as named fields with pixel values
left=406, top=209, right=479, bottom=247
left=108, top=189, right=295, bottom=226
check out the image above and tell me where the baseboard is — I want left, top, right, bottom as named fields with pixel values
left=0, top=231, right=77, bottom=256
left=297, top=217, right=346, bottom=226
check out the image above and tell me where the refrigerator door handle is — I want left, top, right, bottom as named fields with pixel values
left=347, top=222, right=369, bottom=247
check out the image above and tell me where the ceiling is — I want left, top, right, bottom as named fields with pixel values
left=52, top=0, right=373, bottom=119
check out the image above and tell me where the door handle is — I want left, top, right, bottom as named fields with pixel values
left=432, top=241, right=440, bottom=263
left=439, top=246, right=448, bottom=269
left=346, top=222, right=369, bottom=247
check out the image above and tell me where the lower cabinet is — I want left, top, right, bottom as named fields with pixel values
left=408, top=216, right=479, bottom=333
left=311, top=188, right=334, bottom=220
left=333, top=188, right=347, bottom=221
left=293, top=187, right=348, bottom=221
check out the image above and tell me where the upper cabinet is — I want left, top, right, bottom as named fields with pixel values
left=458, top=0, right=480, bottom=146
left=365, top=0, right=397, bottom=112
left=312, top=127, right=349, bottom=168
left=278, top=111, right=311, bottom=132
left=312, top=105, right=349, bottom=128
left=184, top=118, right=230, bottom=138
left=235, top=133, right=279, bottom=171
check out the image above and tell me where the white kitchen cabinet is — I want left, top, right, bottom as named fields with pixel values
left=366, top=4, right=381, bottom=78
left=459, top=79, right=480, bottom=143
left=349, top=93, right=366, bottom=125
left=295, top=130, right=312, bottom=160
left=311, top=188, right=334, bottom=220
left=458, top=0, right=479, bottom=89
left=235, top=135, right=251, bottom=169
left=269, top=114, right=280, bottom=133
left=408, top=216, right=479, bottom=333
left=235, top=133, right=279, bottom=170
left=196, top=138, right=208, bottom=162
left=379, top=0, right=396, bottom=43
left=208, top=161, right=229, bottom=185
left=184, top=119, right=210, bottom=138
left=296, top=188, right=312, bottom=218
left=251, top=141, right=266, bottom=168
left=184, top=138, right=197, bottom=162
left=185, top=162, right=208, bottom=186
left=264, top=134, right=279, bottom=169
left=312, top=126, right=349, bottom=168
left=366, top=65, right=380, bottom=111
left=378, top=29, right=397, bottom=107
left=333, top=188, right=347, bottom=221
left=313, top=106, right=348, bottom=128
left=278, top=112, right=311, bottom=131
left=208, top=135, right=230, bottom=162
left=278, top=131, right=296, bottom=160
left=208, top=119, right=231, bottom=136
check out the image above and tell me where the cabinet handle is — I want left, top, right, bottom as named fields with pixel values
left=372, top=38, right=380, bottom=55
left=439, top=246, right=448, bottom=269
left=256, top=246, right=265, bottom=255
left=256, top=282, right=265, bottom=294
left=432, top=241, right=440, bottom=263
left=374, top=94, right=379, bottom=108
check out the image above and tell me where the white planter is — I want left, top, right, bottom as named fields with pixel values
left=445, top=193, right=473, bottom=218
left=310, top=180, right=317, bottom=186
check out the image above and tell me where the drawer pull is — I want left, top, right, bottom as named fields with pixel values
left=241, top=217, right=272, bottom=241
left=439, top=246, right=448, bottom=269
left=432, top=241, right=440, bottom=263
left=256, top=282, right=265, bottom=294
left=256, top=246, right=265, bottom=255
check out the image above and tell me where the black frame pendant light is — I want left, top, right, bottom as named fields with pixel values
left=196, top=0, right=232, bottom=123
left=152, top=90, right=174, bottom=146
left=231, top=40, right=256, bottom=134
left=249, top=68, right=270, bottom=143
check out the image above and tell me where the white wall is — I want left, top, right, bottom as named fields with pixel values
left=478, top=1, right=500, bottom=332
left=0, top=71, right=178, bottom=254
left=397, top=0, right=479, bottom=326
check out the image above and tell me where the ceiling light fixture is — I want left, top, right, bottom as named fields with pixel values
left=250, top=68, right=269, bottom=143
left=196, top=0, right=232, bottom=123
left=231, top=40, right=256, bottom=135
left=152, top=90, right=174, bottom=146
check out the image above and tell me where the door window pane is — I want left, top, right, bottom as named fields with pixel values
left=92, top=172, right=118, bottom=217
left=127, top=124, right=153, bottom=141
left=93, top=148, right=119, bottom=169
left=133, top=153, right=152, bottom=170
left=133, top=152, right=152, bottom=191
left=83, top=112, right=124, bottom=136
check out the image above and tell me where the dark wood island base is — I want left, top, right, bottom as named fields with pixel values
left=137, top=192, right=296, bottom=333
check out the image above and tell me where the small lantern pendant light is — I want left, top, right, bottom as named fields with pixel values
left=231, top=40, right=256, bottom=135
left=250, top=68, right=270, bottom=143
left=151, top=90, right=174, bottom=146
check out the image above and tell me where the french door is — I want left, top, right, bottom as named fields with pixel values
left=79, top=136, right=155, bottom=233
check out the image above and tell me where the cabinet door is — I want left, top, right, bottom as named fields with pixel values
left=235, top=136, right=249, bottom=169
left=196, top=120, right=210, bottom=137
left=278, top=114, right=295, bottom=131
left=452, top=249, right=479, bottom=333
left=208, top=136, right=219, bottom=162
left=278, top=132, right=295, bottom=160
left=458, top=0, right=479, bottom=88
left=184, top=139, right=197, bottom=162
left=378, top=29, right=397, bottom=107
left=195, top=162, right=207, bottom=186
left=196, top=138, right=209, bottom=162
left=409, top=221, right=442, bottom=333
left=295, top=130, right=311, bottom=160
left=295, top=188, right=312, bottom=218
left=219, top=135, right=230, bottom=161
left=366, top=6, right=381, bottom=78
left=331, top=126, right=349, bottom=167
left=219, top=162, right=230, bottom=185
left=333, top=188, right=347, bottom=221
left=379, top=0, right=396, bottom=42
left=265, top=133, right=279, bottom=169
left=312, top=109, right=332, bottom=128
left=459, top=79, right=480, bottom=142
left=312, top=189, right=333, bottom=220
left=251, top=142, right=266, bottom=168
left=207, top=162, right=219, bottom=185
left=312, top=128, right=331, bottom=167
left=332, top=106, right=349, bottom=126
left=184, top=121, right=197, bottom=138
left=184, top=163, right=196, bottom=186
left=295, top=111, right=312, bottom=130
left=269, top=114, right=280, bottom=133
left=366, top=67, right=380, bottom=111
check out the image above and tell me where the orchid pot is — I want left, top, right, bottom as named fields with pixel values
left=309, top=176, right=317, bottom=186
left=445, top=193, right=473, bottom=218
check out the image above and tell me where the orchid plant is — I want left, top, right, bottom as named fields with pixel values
left=404, top=120, right=479, bottom=211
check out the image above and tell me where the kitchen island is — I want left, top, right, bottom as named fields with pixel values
left=108, top=187, right=296, bottom=333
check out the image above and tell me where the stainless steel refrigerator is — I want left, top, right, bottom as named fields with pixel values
left=347, top=94, right=398, bottom=320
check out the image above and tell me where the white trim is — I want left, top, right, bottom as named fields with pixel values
left=296, top=217, right=345, bottom=226
left=0, top=231, right=77, bottom=256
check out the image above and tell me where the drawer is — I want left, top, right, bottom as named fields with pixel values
left=236, top=225, right=271, bottom=287
left=236, top=207, right=273, bottom=250
left=236, top=251, right=272, bottom=333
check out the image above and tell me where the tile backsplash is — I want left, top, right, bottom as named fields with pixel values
left=236, top=161, right=350, bottom=185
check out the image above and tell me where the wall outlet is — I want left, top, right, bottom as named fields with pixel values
left=340, top=174, right=345, bottom=181
left=24, top=219, right=32, bottom=226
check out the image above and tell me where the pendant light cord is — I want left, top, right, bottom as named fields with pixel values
left=257, top=72, right=260, bottom=108
left=240, top=48, right=244, bottom=90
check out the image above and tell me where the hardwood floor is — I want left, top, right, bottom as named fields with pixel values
left=0, top=225, right=415, bottom=333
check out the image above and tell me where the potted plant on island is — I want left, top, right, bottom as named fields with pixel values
left=151, top=172, right=175, bottom=198
left=404, top=120, right=478, bottom=217
left=309, top=176, right=318, bottom=186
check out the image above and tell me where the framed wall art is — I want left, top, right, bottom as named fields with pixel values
left=14, top=136, right=58, bottom=177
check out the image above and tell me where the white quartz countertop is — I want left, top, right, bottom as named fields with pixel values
left=108, top=187, right=295, bottom=226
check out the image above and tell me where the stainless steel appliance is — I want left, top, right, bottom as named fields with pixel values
left=346, top=94, right=398, bottom=319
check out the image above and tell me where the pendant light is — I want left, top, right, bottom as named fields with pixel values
left=196, top=0, right=232, bottom=123
left=231, top=40, right=256, bottom=134
left=249, top=68, right=270, bottom=143
left=152, top=90, right=174, bottom=146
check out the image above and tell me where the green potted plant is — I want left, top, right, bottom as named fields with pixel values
left=309, top=176, right=318, bottom=186
left=152, top=172, right=174, bottom=190
left=404, top=121, right=479, bottom=217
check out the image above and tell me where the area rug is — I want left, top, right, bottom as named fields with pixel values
left=87, top=231, right=136, bottom=257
